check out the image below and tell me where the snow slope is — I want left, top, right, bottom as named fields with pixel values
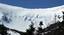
left=7, top=30, right=20, bottom=35
left=0, top=3, right=64, bottom=32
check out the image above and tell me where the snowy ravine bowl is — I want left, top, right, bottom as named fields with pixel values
left=0, top=3, right=64, bottom=32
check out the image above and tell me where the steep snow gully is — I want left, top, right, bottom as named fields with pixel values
left=0, top=3, right=64, bottom=32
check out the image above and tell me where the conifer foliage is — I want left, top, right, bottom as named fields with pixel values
left=26, top=21, right=35, bottom=35
left=0, top=24, right=9, bottom=35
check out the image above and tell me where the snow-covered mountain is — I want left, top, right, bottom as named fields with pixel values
left=0, top=3, right=64, bottom=32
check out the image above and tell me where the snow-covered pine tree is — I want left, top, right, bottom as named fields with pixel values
left=26, top=21, right=35, bottom=35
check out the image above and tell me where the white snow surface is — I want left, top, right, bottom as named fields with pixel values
left=0, top=3, right=64, bottom=32
left=7, top=30, right=20, bottom=35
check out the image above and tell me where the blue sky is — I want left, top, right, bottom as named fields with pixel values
left=0, top=0, right=64, bottom=8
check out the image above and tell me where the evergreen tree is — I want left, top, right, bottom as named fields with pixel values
left=37, top=21, right=43, bottom=35
left=0, top=24, right=9, bottom=35
left=26, top=21, right=35, bottom=35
